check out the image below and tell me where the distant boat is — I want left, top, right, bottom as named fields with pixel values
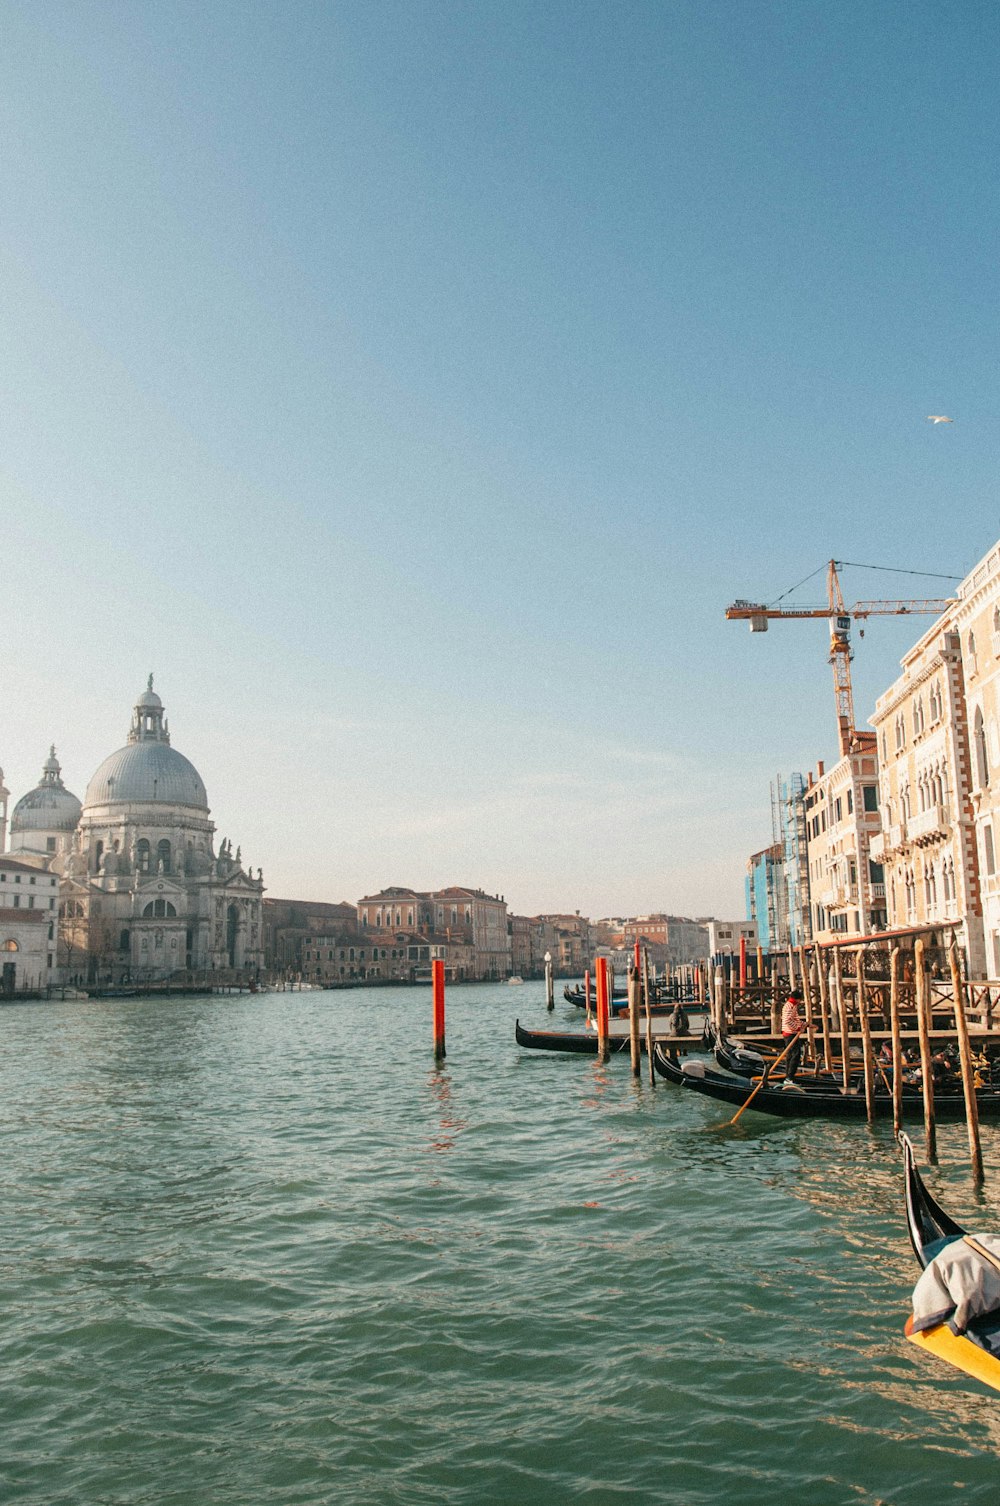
left=507, top=976, right=525, bottom=986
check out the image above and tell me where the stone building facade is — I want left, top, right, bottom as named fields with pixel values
left=870, top=619, right=982, bottom=969
left=803, top=741, right=885, bottom=943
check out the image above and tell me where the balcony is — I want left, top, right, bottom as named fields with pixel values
left=887, top=823, right=905, bottom=851
left=870, top=882, right=886, bottom=900
left=824, top=882, right=858, bottom=909
left=907, top=803, right=948, bottom=844
left=868, top=832, right=885, bottom=862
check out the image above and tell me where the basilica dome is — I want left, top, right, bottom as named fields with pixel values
left=82, top=678, right=209, bottom=812
left=10, top=747, right=82, bottom=833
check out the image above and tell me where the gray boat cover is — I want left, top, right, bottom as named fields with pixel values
left=911, top=1234, right=1000, bottom=1336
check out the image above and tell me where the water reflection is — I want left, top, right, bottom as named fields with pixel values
left=423, top=1066, right=467, bottom=1154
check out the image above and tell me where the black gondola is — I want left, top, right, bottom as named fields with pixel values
left=515, top=1019, right=634, bottom=1055
left=651, top=1044, right=1000, bottom=1120
left=900, top=1133, right=1000, bottom=1390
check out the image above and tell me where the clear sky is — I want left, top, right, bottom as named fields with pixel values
left=2, top=1, right=997, bottom=918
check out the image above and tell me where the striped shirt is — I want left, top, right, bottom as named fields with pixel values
left=781, top=1000, right=803, bottom=1037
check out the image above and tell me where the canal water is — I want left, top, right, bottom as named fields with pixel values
left=3, top=983, right=999, bottom=1505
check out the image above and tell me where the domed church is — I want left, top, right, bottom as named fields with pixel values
left=8, top=747, right=82, bottom=866
left=55, top=678, right=265, bottom=982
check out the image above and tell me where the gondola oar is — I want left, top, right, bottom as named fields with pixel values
left=727, top=1034, right=798, bottom=1126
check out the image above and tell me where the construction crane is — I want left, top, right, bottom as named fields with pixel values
left=726, top=560, right=955, bottom=757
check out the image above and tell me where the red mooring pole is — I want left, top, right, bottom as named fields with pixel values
left=596, top=957, right=610, bottom=1055
left=633, top=939, right=641, bottom=972
left=432, top=958, right=446, bottom=1060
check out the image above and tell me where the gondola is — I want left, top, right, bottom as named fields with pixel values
left=562, top=985, right=684, bottom=1017
left=901, top=1133, right=1000, bottom=1391
left=651, top=1044, right=1000, bottom=1120
left=515, top=1019, right=634, bottom=1055
left=563, top=985, right=628, bottom=1008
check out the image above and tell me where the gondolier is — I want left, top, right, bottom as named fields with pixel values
left=781, top=991, right=805, bottom=1085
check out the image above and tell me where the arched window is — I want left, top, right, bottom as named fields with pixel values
left=2, top=939, right=18, bottom=952
left=157, top=839, right=171, bottom=875
left=968, top=632, right=978, bottom=675
left=136, top=839, right=151, bottom=874
left=975, top=707, right=990, bottom=788
left=142, top=899, right=177, bottom=918
left=94, top=840, right=104, bottom=874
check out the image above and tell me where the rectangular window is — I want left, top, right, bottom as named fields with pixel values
left=986, top=823, right=996, bottom=877
left=846, top=789, right=853, bottom=814
left=863, top=785, right=879, bottom=812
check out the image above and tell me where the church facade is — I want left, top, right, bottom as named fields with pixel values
left=9, top=679, right=264, bottom=984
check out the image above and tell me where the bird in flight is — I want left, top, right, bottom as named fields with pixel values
left=927, top=415, right=954, bottom=423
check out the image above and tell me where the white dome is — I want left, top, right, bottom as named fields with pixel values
left=11, top=747, right=82, bottom=833
left=11, top=782, right=82, bottom=832
left=83, top=680, right=209, bottom=812
left=84, top=741, right=208, bottom=810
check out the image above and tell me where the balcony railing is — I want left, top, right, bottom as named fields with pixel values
left=908, top=803, right=948, bottom=844
left=868, top=832, right=885, bottom=862
left=887, top=823, right=905, bottom=851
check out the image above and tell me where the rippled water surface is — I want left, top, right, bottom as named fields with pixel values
left=4, top=984, right=1000, bottom=1504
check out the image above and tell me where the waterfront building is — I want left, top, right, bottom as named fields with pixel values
left=621, top=914, right=709, bottom=966
left=508, top=913, right=534, bottom=977
left=0, top=856, right=59, bottom=989
left=7, top=748, right=82, bottom=869
left=54, top=678, right=264, bottom=982
left=358, top=885, right=510, bottom=980
left=706, top=918, right=757, bottom=963
left=777, top=772, right=811, bottom=947
left=803, top=743, right=885, bottom=943
left=870, top=619, right=982, bottom=969
left=0, top=766, right=9, bottom=852
left=263, top=897, right=358, bottom=973
left=951, top=542, right=1000, bottom=977
left=745, top=845, right=785, bottom=952
left=536, top=912, right=592, bottom=975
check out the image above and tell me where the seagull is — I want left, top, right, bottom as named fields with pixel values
left=927, top=415, right=954, bottom=423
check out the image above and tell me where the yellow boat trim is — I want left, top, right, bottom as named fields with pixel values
left=905, top=1315, right=1000, bottom=1393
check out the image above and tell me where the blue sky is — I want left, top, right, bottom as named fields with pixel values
left=2, top=1, right=997, bottom=916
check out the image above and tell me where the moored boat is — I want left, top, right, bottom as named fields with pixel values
left=901, top=1133, right=1000, bottom=1391
left=651, top=1044, right=1000, bottom=1120
left=515, top=1019, right=633, bottom=1055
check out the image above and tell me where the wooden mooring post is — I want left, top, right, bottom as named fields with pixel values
left=914, top=938, right=937, bottom=1163
left=889, top=947, right=903, bottom=1136
left=856, top=948, right=875, bottom=1125
left=642, top=947, right=655, bottom=1087
left=545, top=951, right=554, bottom=1012
left=798, top=945, right=817, bottom=1061
left=814, top=943, right=833, bottom=1073
left=949, top=939, right=984, bottom=1185
left=628, top=964, right=642, bottom=1077
left=833, top=948, right=851, bottom=1092
left=584, top=967, right=592, bottom=1022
